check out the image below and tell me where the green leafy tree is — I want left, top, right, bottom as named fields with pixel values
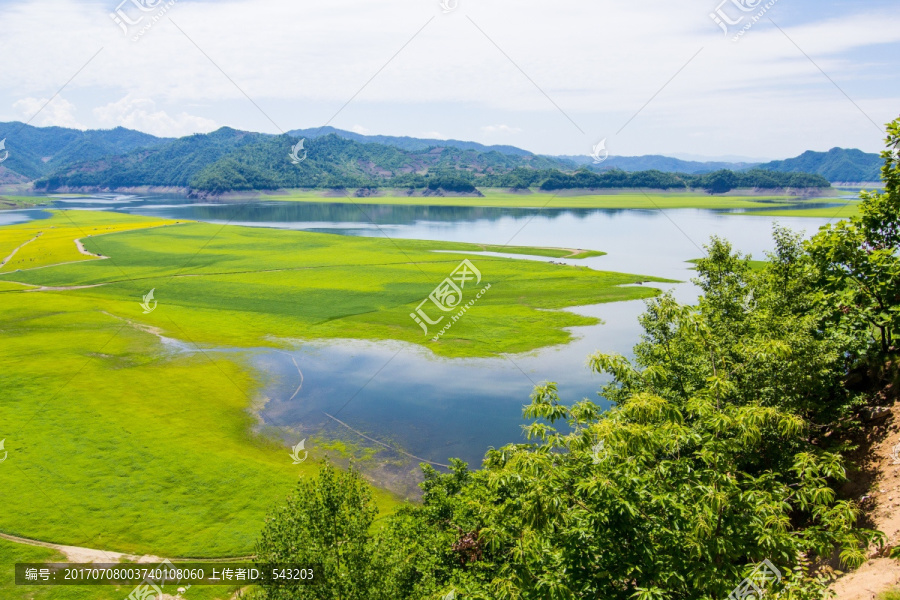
left=702, top=169, right=739, bottom=194
left=255, top=462, right=384, bottom=600
left=806, top=119, right=900, bottom=356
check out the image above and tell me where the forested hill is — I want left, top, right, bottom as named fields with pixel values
left=287, top=126, right=533, bottom=156
left=34, top=126, right=830, bottom=194
left=756, top=147, right=882, bottom=182
left=0, top=121, right=167, bottom=183
left=34, top=128, right=563, bottom=193
left=0, top=123, right=874, bottom=192
left=562, top=154, right=760, bottom=174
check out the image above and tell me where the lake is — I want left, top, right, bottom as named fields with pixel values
left=4, top=194, right=846, bottom=492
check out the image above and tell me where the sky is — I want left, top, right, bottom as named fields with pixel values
left=0, top=0, right=897, bottom=161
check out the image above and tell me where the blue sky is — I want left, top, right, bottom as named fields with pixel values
left=0, top=0, right=897, bottom=160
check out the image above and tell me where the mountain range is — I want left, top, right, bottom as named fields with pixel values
left=0, top=122, right=882, bottom=194
left=287, top=126, right=532, bottom=157
left=0, top=122, right=168, bottom=184
left=754, top=147, right=883, bottom=183
left=562, top=154, right=762, bottom=174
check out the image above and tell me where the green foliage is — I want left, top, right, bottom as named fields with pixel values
left=255, top=463, right=383, bottom=599
left=806, top=120, right=900, bottom=356
left=252, top=119, right=900, bottom=599
left=254, top=463, right=456, bottom=600
left=538, top=167, right=830, bottom=193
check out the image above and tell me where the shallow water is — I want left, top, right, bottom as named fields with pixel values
left=4, top=194, right=843, bottom=474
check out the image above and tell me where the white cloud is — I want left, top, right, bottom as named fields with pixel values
left=0, top=0, right=894, bottom=155
left=349, top=124, right=370, bottom=135
left=13, top=96, right=84, bottom=129
left=482, top=125, right=522, bottom=135
left=93, top=96, right=217, bottom=138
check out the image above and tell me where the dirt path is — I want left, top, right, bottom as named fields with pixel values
left=0, top=531, right=162, bottom=563
left=1, top=532, right=257, bottom=598
left=831, top=401, right=900, bottom=599
left=74, top=236, right=108, bottom=258
left=0, top=530, right=255, bottom=562
left=477, top=244, right=591, bottom=258
left=27, top=283, right=108, bottom=292
left=0, top=232, right=42, bottom=268
left=1, top=531, right=250, bottom=599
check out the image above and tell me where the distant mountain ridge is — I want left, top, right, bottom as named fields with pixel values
left=287, top=126, right=533, bottom=157
left=0, top=122, right=168, bottom=184
left=755, top=147, right=882, bottom=183
left=31, top=126, right=828, bottom=195
left=0, top=122, right=873, bottom=193
left=560, top=154, right=760, bottom=175
left=34, top=127, right=567, bottom=193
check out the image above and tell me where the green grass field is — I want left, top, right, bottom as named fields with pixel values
left=258, top=188, right=860, bottom=216
left=740, top=201, right=862, bottom=218
left=0, top=195, right=53, bottom=210
left=0, top=211, right=667, bottom=358
left=0, top=210, right=668, bottom=573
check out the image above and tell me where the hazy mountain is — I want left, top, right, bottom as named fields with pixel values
left=0, top=122, right=168, bottom=181
left=755, top=147, right=882, bottom=182
left=287, top=126, right=533, bottom=157
left=559, top=154, right=759, bottom=174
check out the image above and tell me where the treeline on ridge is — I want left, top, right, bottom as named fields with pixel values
left=34, top=131, right=831, bottom=194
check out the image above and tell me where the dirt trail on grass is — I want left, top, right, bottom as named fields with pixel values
left=1, top=531, right=247, bottom=599
left=27, top=283, right=108, bottom=292
left=0, top=232, right=42, bottom=268
left=74, top=236, right=108, bottom=258
left=0, top=531, right=163, bottom=563
left=831, top=401, right=900, bottom=599
left=0, top=530, right=255, bottom=563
